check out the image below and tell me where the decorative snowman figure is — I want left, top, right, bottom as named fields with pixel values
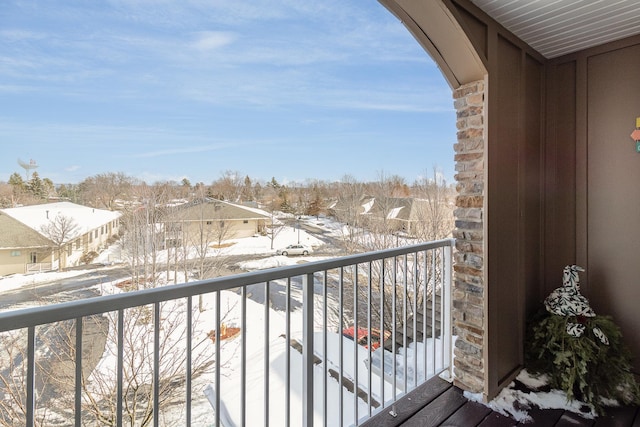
left=544, top=265, right=608, bottom=345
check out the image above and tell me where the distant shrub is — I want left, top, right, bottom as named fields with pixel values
left=80, top=251, right=99, bottom=264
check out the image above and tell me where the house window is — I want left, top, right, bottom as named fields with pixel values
left=76, top=240, right=81, bottom=250
left=243, top=220, right=249, bottom=224
left=67, top=245, right=72, bottom=256
left=10, top=250, right=21, bottom=257
left=206, top=221, right=213, bottom=225
left=220, top=221, right=225, bottom=228
left=30, top=252, right=37, bottom=263
left=95, top=230, right=98, bottom=238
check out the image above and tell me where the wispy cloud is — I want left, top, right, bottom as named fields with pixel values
left=190, top=31, right=235, bottom=51
left=132, top=144, right=239, bottom=158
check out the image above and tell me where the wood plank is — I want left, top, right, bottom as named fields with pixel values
left=439, top=400, right=493, bottom=426
left=632, top=407, right=640, bottom=427
left=360, top=377, right=452, bottom=427
left=555, top=411, right=595, bottom=427
left=476, top=411, right=518, bottom=427
left=594, top=406, right=638, bottom=427
left=521, top=407, right=564, bottom=426
left=400, top=386, right=467, bottom=427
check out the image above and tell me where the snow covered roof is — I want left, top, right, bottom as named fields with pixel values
left=361, top=198, right=374, bottom=214
left=1, top=202, right=121, bottom=241
left=171, top=198, right=270, bottom=221
left=386, top=206, right=405, bottom=219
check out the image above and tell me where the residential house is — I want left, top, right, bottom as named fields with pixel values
left=159, top=198, right=269, bottom=249
left=331, top=196, right=454, bottom=239
left=0, top=202, right=121, bottom=276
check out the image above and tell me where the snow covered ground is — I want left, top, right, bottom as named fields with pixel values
left=465, top=369, right=600, bottom=422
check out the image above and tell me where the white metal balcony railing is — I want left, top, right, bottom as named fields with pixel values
left=0, top=239, right=453, bottom=427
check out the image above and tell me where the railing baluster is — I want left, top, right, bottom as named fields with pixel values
left=154, top=302, right=160, bottom=427
left=432, top=249, right=437, bottom=377
left=302, top=273, right=314, bottom=427
left=117, top=309, right=123, bottom=427
left=75, top=317, right=83, bottom=427
left=392, top=256, right=397, bottom=402
left=403, top=254, right=408, bottom=394
left=323, top=270, right=328, bottom=427
left=412, top=252, right=418, bottom=390
left=339, top=267, right=344, bottom=427
left=367, top=261, right=373, bottom=418
left=379, top=258, right=385, bottom=407
left=286, top=277, right=291, bottom=427
left=264, top=280, right=270, bottom=427
left=241, top=287, right=247, bottom=427
left=422, top=250, right=428, bottom=383
left=26, top=326, right=35, bottom=427
left=186, top=297, right=192, bottom=426
left=215, top=291, right=221, bottom=427
left=353, top=263, right=358, bottom=425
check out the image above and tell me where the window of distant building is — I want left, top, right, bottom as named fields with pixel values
left=10, top=251, right=21, bottom=257
left=206, top=221, right=213, bottom=225
left=30, top=252, right=37, bottom=263
left=95, top=230, right=98, bottom=238
left=243, top=220, right=249, bottom=224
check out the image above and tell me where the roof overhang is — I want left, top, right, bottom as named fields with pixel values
left=470, top=0, right=640, bottom=59
left=379, top=0, right=486, bottom=88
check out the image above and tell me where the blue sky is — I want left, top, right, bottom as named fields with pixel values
left=0, top=1, right=456, bottom=186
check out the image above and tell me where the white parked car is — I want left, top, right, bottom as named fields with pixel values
left=276, top=244, right=312, bottom=256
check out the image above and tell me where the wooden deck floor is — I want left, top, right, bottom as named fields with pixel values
left=361, top=376, right=640, bottom=427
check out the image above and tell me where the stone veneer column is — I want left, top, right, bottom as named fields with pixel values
left=451, top=79, right=486, bottom=394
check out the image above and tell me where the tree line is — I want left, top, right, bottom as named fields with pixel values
left=0, top=169, right=452, bottom=220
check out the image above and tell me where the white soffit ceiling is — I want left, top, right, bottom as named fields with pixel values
left=470, top=0, right=640, bottom=58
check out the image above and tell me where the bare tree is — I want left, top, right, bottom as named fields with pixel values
left=120, top=183, right=176, bottom=289
left=332, top=175, right=366, bottom=253
left=80, top=172, right=134, bottom=211
left=40, top=213, right=80, bottom=270
left=412, top=168, right=454, bottom=242
left=208, top=171, right=243, bottom=202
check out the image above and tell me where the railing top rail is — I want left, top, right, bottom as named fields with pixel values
left=0, top=238, right=453, bottom=332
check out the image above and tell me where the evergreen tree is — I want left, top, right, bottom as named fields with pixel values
left=8, top=172, right=24, bottom=189
left=27, top=171, right=45, bottom=199
left=43, top=177, right=55, bottom=198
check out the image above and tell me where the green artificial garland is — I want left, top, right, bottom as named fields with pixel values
left=525, top=306, right=640, bottom=415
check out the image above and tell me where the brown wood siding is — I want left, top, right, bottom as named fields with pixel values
left=544, top=61, right=577, bottom=294
left=546, top=36, right=640, bottom=372
left=488, top=34, right=522, bottom=388
left=523, top=54, right=543, bottom=317
left=586, top=43, right=640, bottom=372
